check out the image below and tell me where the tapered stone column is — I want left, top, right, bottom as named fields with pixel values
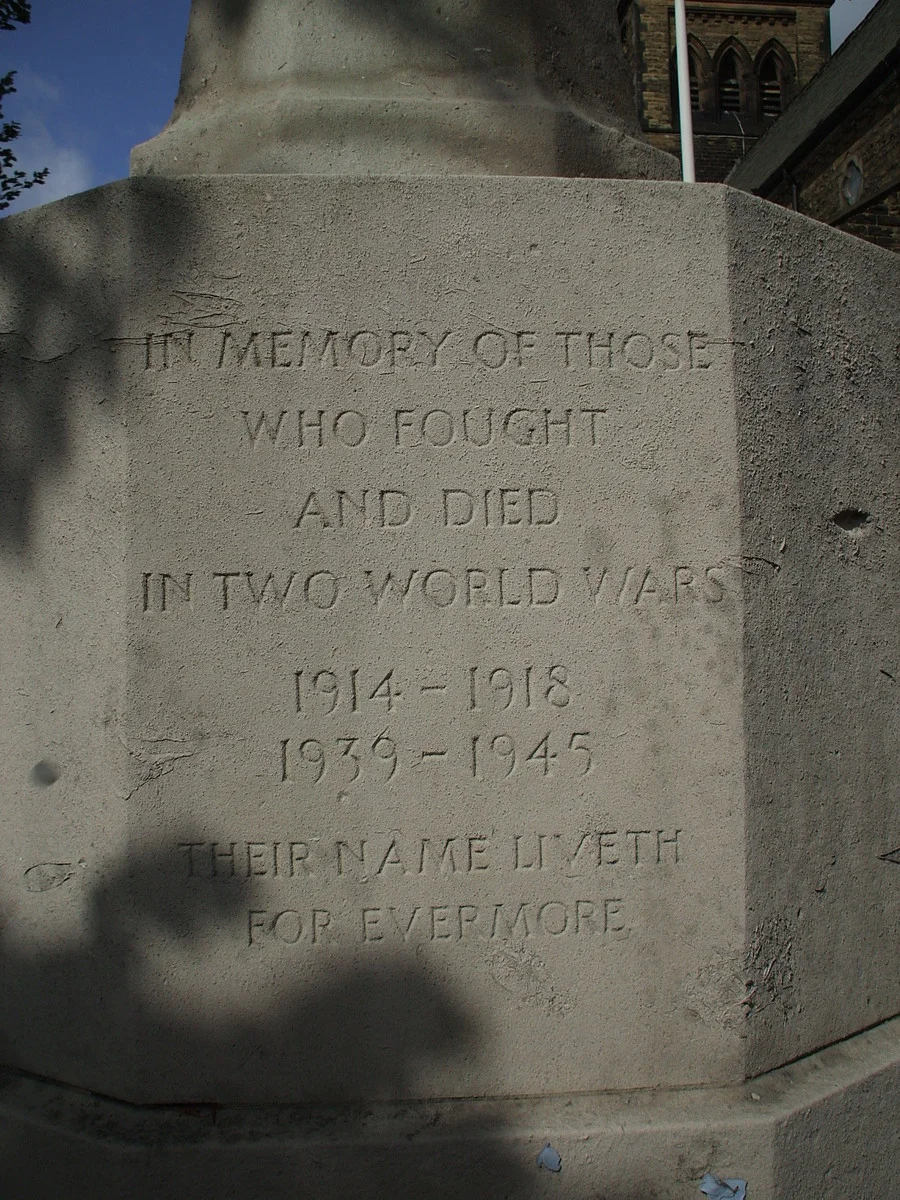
left=132, top=0, right=678, bottom=179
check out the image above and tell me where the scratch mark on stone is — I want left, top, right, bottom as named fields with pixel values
left=24, top=863, right=74, bottom=892
left=118, top=735, right=196, bottom=800
left=164, top=288, right=243, bottom=329
left=723, top=555, right=781, bottom=575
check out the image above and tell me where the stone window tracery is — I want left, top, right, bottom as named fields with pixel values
left=689, top=52, right=700, bottom=111
left=755, top=42, right=795, bottom=121
left=758, top=54, right=782, bottom=117
left=717, top=48, right=742, bottom=114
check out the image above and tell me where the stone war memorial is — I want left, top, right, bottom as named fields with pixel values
left=0, top=1, right=897, bottom=1196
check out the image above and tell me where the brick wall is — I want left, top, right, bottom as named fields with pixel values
left=646, top=129, right=751, bottom=180
left=620, top=0, right=832, bottom=181
left=764, top=71, right=900, bottom=251
left=838, top=187, right=900, bottom=251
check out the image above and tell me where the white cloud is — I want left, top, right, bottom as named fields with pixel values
left=4, top=119, right=94, bottom=213
left=12, top=66, right=61, bottom=107
left=1, top=70, right=95, bottom=216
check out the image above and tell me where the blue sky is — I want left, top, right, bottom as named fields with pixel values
left=3, top=0, right=191, bottom=212
left=0, top=0, right=880, bottom=216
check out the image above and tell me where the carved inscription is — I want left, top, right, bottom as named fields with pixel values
left=240, top=407, right=608, bottom=450
left=290, top=486, right=560, bottom=530
left=178, top=830, right=684, bottom=880
left=292, top=665, right=571, bottom=715
left=282, top=667, right=585, bottom=786
left=139, top=326, right=735, bottom=375
left=177, top=830, right=686, bottom=947
left=242, top=409, right=369, bottom=448
left=138, top=306, right=736, bottom=968
left=245, top=899, right=629, bottom=946
left=356, top=899, right=627, bottom=943
left=140, top=566, right=737, bottom=613
left=219, top=327, right=453, bottom=371
left=392, top=408, right=606, bottom=449
left=582, top=565, right=728, bottom=606
left=279, top=729, right=592, bottom=786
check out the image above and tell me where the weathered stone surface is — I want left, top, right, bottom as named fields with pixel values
left=0, top=178, right=896, bottom=1121
left=131, top=0, right=678, bottom=179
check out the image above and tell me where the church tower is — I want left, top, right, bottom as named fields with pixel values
left=619, top=0, right=834, bottom=179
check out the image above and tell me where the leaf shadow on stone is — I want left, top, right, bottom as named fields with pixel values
left=0, top=830, right=533, bottom=1197
left=0, top=178, right=200, bottom=553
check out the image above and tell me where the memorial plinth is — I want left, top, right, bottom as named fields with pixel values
left=0, top=3, right=898, bottom=1197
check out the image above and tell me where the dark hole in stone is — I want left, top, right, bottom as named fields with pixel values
left=29, top=760, right=60, bottom=786
left=831, top=508, right=871, bottom=535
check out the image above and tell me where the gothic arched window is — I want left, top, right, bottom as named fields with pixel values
left=689, top=51, right=700, bottom=112
left=718, top=50, right=741, bottom=114
left=756, top=43, right=794, bottom=121
left=670, top=40, right=711, bottom=123
left=758, top=54, right=782, bottom=117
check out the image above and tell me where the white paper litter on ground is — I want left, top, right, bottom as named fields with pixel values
left=699, top=1172, right=747, bottom=1199
left=536, top=1143, right=562, bottom=1172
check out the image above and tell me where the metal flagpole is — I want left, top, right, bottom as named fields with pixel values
left=673, top=0, right=696, bottom=182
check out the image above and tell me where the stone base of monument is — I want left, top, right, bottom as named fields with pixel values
left=131, top=97, right=678, bottom=180
left=1, top=1019, right=898, bottom=1197
left=0, top=175, right=896, bottom=1197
